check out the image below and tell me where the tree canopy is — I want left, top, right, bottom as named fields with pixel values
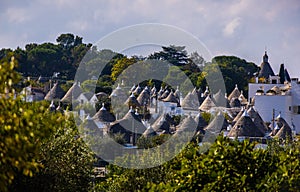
left=0, top=57, right=94, bottom=192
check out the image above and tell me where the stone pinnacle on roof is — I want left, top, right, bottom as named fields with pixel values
left=203, top=86, right=209, bottom=97
left=49, top=100, right=56, bottom=111
left=258, top=51, right=275, bottom=79
left=228, top=84, right=241, bottom=101
left=238, top=90, right=248, bottom=105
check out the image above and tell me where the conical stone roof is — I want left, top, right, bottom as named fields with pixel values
left=45, top=82, right=65, bottom=101
left=247, top=107, right=268, bottom=133
left=137, top=89, right=150, bottom=105
left=199, top=96, right=216, bottom=111
left=274, top=125, right=292, bottom=141
left=258, top=51, right=275, bottom=79
left=93, top=103, right=116, bottom=122
left=194, top=113, right=208, bottom=132
left=227, top=111, right=264, bottom=137
left=163, top=91, right=179, bottom=104
left=152, top=113, right=172, bottom=133
left=61, top=82, right=83, bottom=103
left=181, top=91, right=199, bottom=110
left=213, top=89, right=229, bottom=107
left=176, top=115, right=197, bottom=134
left=228, top=84, right=241, bottom=101
left=125, top=93, right=141, bottom=108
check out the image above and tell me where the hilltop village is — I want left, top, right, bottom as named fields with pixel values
left=22, top=51, right=299, bottom=147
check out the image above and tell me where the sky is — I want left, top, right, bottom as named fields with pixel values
left=1, top=0, right=300, bottom=77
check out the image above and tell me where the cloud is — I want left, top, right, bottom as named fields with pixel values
left=0, top=0, right=300, bottom=77
left=223, top=17, right=241, bottom=37
left=5, top=7, right=30, bottom=23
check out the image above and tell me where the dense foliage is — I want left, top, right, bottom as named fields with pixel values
left=95, top=136, right=300, bottom=192
left=0, top=57, right=94, bottom=192
left=1, top=33, right=259, bottom=96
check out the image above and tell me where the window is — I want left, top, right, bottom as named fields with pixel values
left=292, top=106, right=300, bottom=114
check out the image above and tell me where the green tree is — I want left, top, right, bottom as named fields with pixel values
left=0, top=57, right=56, bottom=191
left=111, top=57, right=137, bottom=82
left=148, top=45, right=188, bottom=66
left=95, top=135, right=300, bottom=192
left=11, top=115, right=95, bottom=192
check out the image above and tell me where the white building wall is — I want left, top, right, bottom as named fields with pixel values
left=290, top=82, right=300, bottom=133
left=254, top=95, right=292, bottom=128
left=248, top=83, right=280, bottom=100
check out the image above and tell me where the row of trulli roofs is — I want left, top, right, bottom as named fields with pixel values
left=32, top=51, right=298, bottom=145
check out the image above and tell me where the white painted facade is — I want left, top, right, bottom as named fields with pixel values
left=248, top=81, right=300, bottom=134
